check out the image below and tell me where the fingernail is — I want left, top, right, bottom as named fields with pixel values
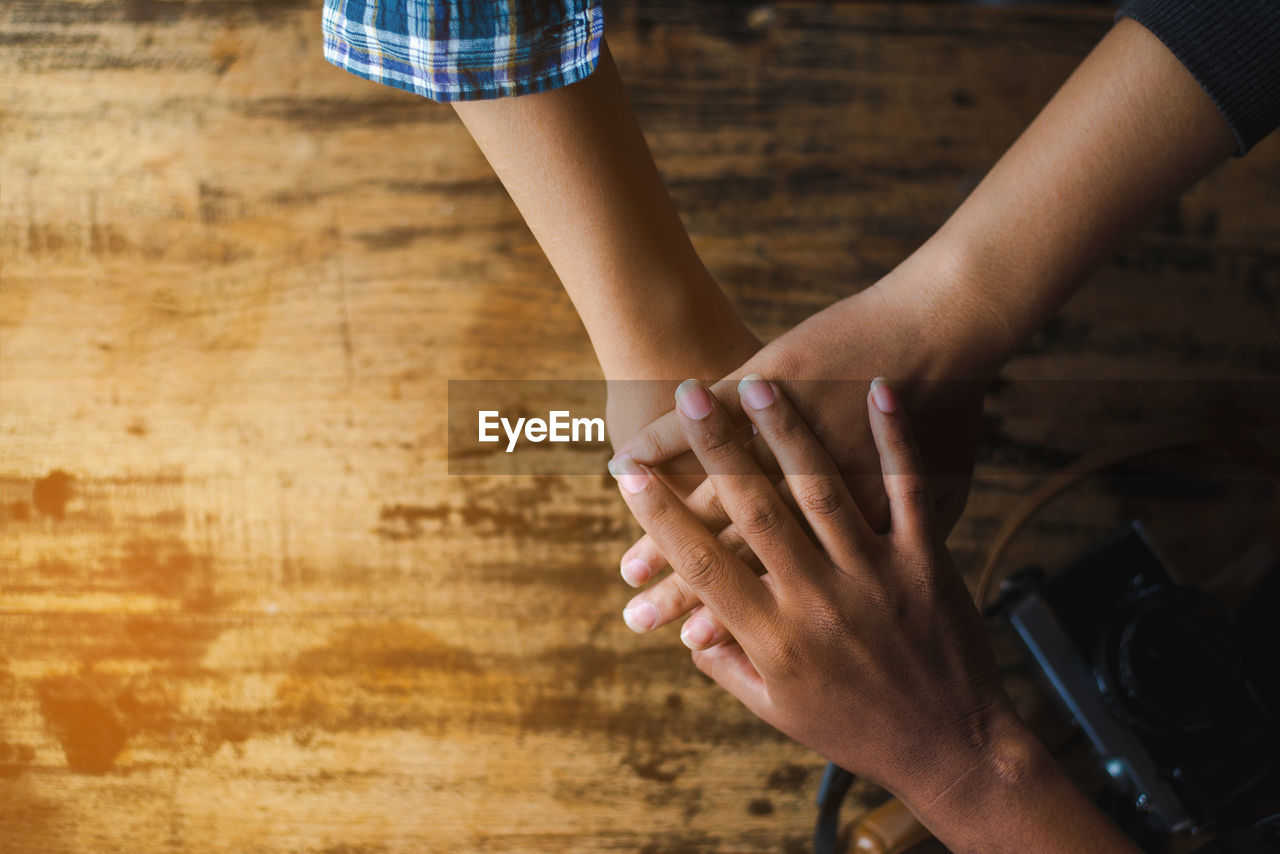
left=623, top=599, right=658, bottom=633
left=680, top=616, right=716, bottom=649
left=621, top=558, right=651, bottom=587
left=608, top=456, right=650, bottom=494
left=870, top=377, right=897, bottom=413
left=675, top=379, right=714, bottom=420
left=738, top=373, right=775, bottom=411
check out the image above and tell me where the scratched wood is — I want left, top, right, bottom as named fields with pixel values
left=2, top=2, right=1280, bottom=852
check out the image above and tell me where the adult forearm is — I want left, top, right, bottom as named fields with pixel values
left=452, top=40, right=752, bottom=379
left=892, top=17, right=1236, bottom=378
left=903, top=720, right=1141, bottom=854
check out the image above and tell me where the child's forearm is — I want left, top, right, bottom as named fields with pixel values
left=452, top=39, right=756, bottom=380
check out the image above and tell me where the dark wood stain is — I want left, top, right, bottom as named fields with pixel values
left=31, top=471, right=74, bottom=519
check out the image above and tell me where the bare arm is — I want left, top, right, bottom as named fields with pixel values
left=612, top=16, right=1238, bottom=605
left=451, top=40, right=758, bottom=388
left=610, top=28, right=1245, bottom=820
left=912, top=16, right=1237, bottom=375
left=610, top=377, right=1139, bottom=853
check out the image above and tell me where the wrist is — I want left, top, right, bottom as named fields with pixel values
left=873, top=235, right=1021, bottom=382
left=898, top=712, right=1139, bottom=854
left=898, top=713, right=1048, bottom=834
left=590, top=274, right=759, bottom=381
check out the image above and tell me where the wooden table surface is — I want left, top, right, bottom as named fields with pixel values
left=3, top=2, right=1279, bottom=852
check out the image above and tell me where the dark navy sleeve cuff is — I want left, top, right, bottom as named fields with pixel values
left=1119, top=0, right=1280, bottom=156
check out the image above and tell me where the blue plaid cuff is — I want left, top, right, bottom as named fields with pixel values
left=322, top=0, right=604, bottom=102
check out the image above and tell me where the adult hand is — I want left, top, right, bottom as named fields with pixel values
left=608, top=377, right=1140, bottom=853
left=612, top=259, right=995, bottom=630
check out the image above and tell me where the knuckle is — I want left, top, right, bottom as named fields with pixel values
left=735, top=492, right=785, bottom=538
left=891, top=474, right=932, bottom=509
left=674, top=538, right=727, bottom=591
left=795, top=478, right=846, bottom=518
left=699, top=431, right=741, bottom=466
left=767, top=627, right=807, bottom=678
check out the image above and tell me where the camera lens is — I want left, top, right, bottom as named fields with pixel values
left=1095, top=586, right=1243, bottom=736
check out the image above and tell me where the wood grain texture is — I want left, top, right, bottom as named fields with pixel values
left=2, top=1, right=1279, bottom=852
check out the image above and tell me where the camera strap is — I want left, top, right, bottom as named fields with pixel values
left=814, top=762, right=855, bottom=854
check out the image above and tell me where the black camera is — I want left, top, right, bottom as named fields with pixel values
left=1008, top=522, right=1280, bottom=850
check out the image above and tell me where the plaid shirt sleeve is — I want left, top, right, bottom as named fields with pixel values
left=322, top=0, right=604, bottom=102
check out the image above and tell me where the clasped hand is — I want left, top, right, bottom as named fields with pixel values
left=607, top=376, right=1021, bottom=812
